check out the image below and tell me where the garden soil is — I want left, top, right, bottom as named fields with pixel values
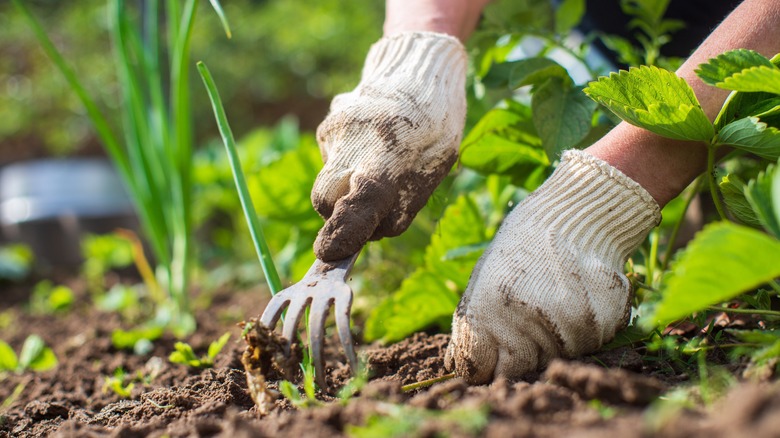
left=2, top=280, right=780, bottom=437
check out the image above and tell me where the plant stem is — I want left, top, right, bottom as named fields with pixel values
left=646, top=229, right=659, bottom=288
left=706, top=146, right=729, bottom=221
left=706, top=305, right=780, bottom=317
left=401, top=373, right=456, bottom=392
left=197, top=62, right=283, bottom=295
left=661, top=176, right=704, bottom=272
left=769, top=280, right=780, bottom=295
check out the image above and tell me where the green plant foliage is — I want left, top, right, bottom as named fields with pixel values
left=102, top=368, right=135, bottom=398
left=643, top=222, right=780, bottom=328
left=482, top=58, right=573, bottom=90
left=30, top=281, right=74, bottom=315
left=111, top=326, right=164, bottom=352
left=584, top=66, right=714, bottom=142
left=718, top=67, right=780, bottom=95
left=459, top=105, right=549, bottom=190
left=364, top=196, right=489, bottom=343
left=169, top=332, right=230, bottom=368
left=745, top=164, right=780, bottom=238
left=719, top=174, right=762, bottom=227
left=715, top=117, right=780, bottom=160
left=695, top=49, right=775, bottom=87
left=0, top=335, right=58, bottom=373
left=531, top=80, right=597, bottom=160
left=0, top=244, right=33, bottom=282
left=554, top=0, right=585, bottom=35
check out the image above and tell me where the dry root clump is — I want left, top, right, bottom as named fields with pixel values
left=239, top=318, right=301, bottom=415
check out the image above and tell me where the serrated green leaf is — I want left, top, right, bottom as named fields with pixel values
left=715, top=117, right=780, bottom=160
left=27, top=347, right=57, bottom=372
left=715, top=92, right=780, bottom=131
left=720, top=174, right=762, bottom=227
left=643, top=222, right=780, bottom=329
left=0, top=340, right=18, bottom=371
left=584, top=66, right=714, bottom=142
left=483, top=58, right=572, bottom=90
left=248, top=138, right=322, bottom=224
left=745, top=164, right=780, bottom=238
left=695, top=49, right=774, bottom=86
left=365, top=196, right=487, bottom=343
left=555, top=0, right=585, bottom=35
left=532, top=80, right=597, bottom=161
left=718, top=66, right=780, bottom=94
left=460, top=106, right=549, bottom=190
left=207, top=332, right=231, bottom=359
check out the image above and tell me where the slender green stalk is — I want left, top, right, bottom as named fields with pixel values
left=401, top=373, right=456, bottom=392
left=197, top=61, right=283, bottom=295
left=661, top=176, right=704, bottom=272
left=706, top=305, right=780, bottom=317
left=646, top=229, right=660, bottom=288
left=707, top=146, right=729, bottom=221
left=770, top=280, right=780, bottom=295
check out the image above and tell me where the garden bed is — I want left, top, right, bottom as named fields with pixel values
left=2, top=281, right=779, bottom=438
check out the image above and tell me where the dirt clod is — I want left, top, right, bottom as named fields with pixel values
left=543, top=359, right=666, bottom=406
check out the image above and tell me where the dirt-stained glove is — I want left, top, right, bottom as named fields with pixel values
left=445, top=150, right=661, bottom=384
left=312, top=32, right=467, bottom=261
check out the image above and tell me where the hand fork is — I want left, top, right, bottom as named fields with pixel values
left=259, top=251, right=360, bottom=389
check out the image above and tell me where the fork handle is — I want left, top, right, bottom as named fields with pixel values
left=304, top=250, right=361, bottom=282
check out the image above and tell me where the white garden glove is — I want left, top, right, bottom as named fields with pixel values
left=445, top=150, right=661, bottom=384
left=312, top=32, right=467, bottom=261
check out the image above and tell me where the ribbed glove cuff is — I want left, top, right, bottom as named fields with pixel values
left=361, top=32, right=467, bottom=84
left=524, top=150, right=661, bottom=266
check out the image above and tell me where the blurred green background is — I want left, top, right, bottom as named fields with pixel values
left=0, top=0, right=383, bottom=161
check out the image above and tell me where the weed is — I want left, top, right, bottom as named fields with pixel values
left=168, top=332, right=231, bottom=368
left=102, top=368, right=135, bottom=398
left=29, top=280, right=74, bottom=315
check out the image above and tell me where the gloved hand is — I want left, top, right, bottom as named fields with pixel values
left=312, top=32, right=467, bottom=262
left=445, top=150, right=661, bottom=384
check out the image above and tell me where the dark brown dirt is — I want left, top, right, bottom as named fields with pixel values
left=2, top=282, right=780, bottom=438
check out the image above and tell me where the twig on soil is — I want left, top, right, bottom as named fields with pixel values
left=401, top=373, right=456, bottom=392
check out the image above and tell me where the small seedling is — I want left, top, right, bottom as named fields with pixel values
left=169, top=332, right=231, bottom=368
left=111, top=325, right=164, bottom=355
left=29, top=280, right=74, bottom=315
left=0, top=335, right=57, bottom=373
left=102, top=368, right=135, bottom=398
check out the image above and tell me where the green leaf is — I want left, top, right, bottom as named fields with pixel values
left=719, top=174, right=762, bottom=227
left=774, top=160, right=780, bottom=229
left=695, top=49, right=774, bottom=86
left=555, top=0, right=585, bottom=35
left=584, top=66, right=714, bottom=142
left=483, top=58, right=572, bottom=90
left=365, top=196, right=488, bottom=343
left=17, top=335, right=45, bottom=371
left=718, top=66, right=780, bottom=95
left=111, top=326, right=164, bottom=350
left=715, top=92, right=780, bottom=131
left=643, top=222, right=780, bottom=329
left=532, top=80, right=597, bottom=161
left=0, top=340, right=18, bottom=371
left=715, top=117, right=780, bottom=160
left=27, top=347, right=57, bottom=372
left=207, top=0, right=232, bottom=38
left=745, top=164, right=780, bottom=238
left=460, top=106, right=549, bottom=190
left=598, top=34, right=642, bottom=67
left=207, top=332, right=231, bottom=359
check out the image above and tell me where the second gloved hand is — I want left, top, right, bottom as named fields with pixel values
left=445, top=151, right=661, bottom=383
left=312, top=32, right=467, bottom=261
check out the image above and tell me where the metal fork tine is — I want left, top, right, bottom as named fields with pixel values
left=259, top=294, right=290, bottom=329
left=334, top=296, right=358, bottom=373
left=308, top=296, right=333, bottom=390
left=281, top=294, right=311, bottom=353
